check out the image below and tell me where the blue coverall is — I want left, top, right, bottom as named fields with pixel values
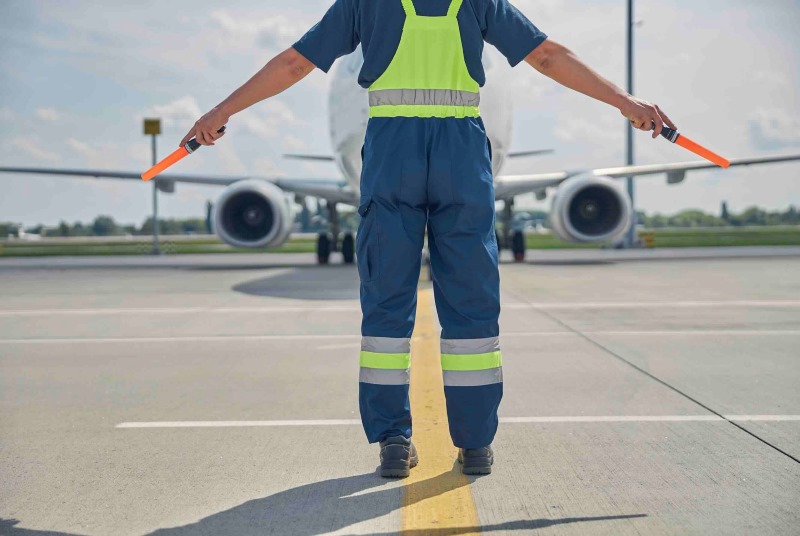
left=292, top=0, right=547, bottom=449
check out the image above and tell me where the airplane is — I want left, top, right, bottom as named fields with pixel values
left=10, top=225, right=43, bottom=241
left=2, top=45, right=799, bottom=264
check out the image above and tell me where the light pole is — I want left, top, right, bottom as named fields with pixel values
left=624, top=0, right=637, bottom=248
left=143, top=118, right=161, bottom=255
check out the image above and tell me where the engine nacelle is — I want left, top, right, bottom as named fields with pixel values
left=549, top=175, right=632, bottom=243
left=212, top=180, right=294, bottom=248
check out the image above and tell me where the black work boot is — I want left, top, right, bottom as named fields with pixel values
left=457, top=445, right=493, bottom=475
left=379, top=435, right=419, bottom=478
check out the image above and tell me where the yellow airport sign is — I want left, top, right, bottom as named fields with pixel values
left=143, top=118, right=161, bottom=136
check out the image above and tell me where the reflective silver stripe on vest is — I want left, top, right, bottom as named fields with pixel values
left=443, top=367, right=503, bottom=387
left=361, top=336, right=411, bottom=354
left=360, top=367, right=411, bottom=385
left=368, top=89, right=480, bottom=107
left=441, top=336, right=500, bottom=355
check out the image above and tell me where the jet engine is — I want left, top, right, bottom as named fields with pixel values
left=212, top=180, right=294, bottom=248
left=549, top=175, right=632, bottom=243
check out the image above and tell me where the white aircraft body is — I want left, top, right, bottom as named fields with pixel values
left=2, top=46, right=799, bottom=263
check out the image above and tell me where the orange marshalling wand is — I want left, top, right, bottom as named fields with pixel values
left=141, top=126, right=226, bottom=181
left=655, top=124, right=730, bottom=168
left=675, top=135, right=730, bottom=168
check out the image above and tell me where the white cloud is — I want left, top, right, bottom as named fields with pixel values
left=236, top=99, right=303, bottom=140
left=511, top=0, right=563, bottom=19
left=35, top=108, right=60, bottom=122
left=302, top=161, right=330, bottom=175
left=138, top=96, right=303, bottom=142
left=554, top=117, right=609, bottom=144
left=66, top=138, right=120, bottom=166
left=282, top=134, right=308, bottom=152
left=210, top=9, right=311, bottom=50
left=253, top=156, right=286, bottom=177
left=215, top=143, right=248, bottom=175
left=10, top=137, right=61, bottom=163
left=748, top=108, right=800, bottom=150
left=142, top=96, right=203, bottom=128
left=66, top=138, right=93, bottom=158
left=237, top=110, right=279, bottom=140
left=65, top=138, right=135, bottom=183
left=263, top=99, right=302, bottom=125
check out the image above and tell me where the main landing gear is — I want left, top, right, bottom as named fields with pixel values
left=498, top=198, right=526, bottom=262
left=316, top=199, right=527, bottom=265
left=316, top=200, right=355, bottom=265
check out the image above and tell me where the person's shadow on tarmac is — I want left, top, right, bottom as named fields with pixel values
left=144, top=461, right=646, bottom=535
left=0, top=462, right=646, bottom=535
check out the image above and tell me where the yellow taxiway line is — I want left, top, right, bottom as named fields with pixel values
left=402, top=287, right=481, bottom=534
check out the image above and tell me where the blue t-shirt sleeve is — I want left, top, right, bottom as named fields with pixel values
left=292, top=0, right=360, bottom=73
left=480, top=0, right=547, bottom=67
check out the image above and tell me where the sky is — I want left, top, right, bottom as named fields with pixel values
left=0, top=0, right=798, bottom=227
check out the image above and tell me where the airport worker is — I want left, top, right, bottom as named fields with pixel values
left=181, top=0, right=675, bottom=478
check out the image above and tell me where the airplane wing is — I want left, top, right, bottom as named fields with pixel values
left=493, top=153, right=800, bottom=200
left=506, top=149, right=554, bottom=158
left=282, top=153, right=336, bottom=162
left=0, top=166, right=356, bottom=206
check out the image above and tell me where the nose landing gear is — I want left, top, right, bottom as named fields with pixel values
left=316, top=231, right=355, bottom=264
left=498, top=198, right=526, bottom=262
left=316, top=200, right=355, bottom=265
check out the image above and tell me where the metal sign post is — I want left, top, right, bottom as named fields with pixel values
left=143, top=118, right=161, bottom=255
left=624, top=0, right=636, bottom=248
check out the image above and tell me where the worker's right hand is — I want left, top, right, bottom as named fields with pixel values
left=619, top=96, right=676, bottom=139
left=180, top=106, right=229, bottom=147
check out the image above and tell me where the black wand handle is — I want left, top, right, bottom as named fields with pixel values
left=185, top=126, right=227, bottom=153
left=648, top=120, right=679, bottom=143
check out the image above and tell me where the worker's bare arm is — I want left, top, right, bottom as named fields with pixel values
left=524, top=38, right=676, bottom=138
left=180, top=47, right=316, bottom=147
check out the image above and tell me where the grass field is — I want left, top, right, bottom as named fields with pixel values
left=525, top=226, right=800, bottom=249
left=1, top=227, right=799, bottom=257
left=0, top=237, right=318, bottom=257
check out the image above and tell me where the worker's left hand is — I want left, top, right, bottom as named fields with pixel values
left=619, top=96, right=676, bottom=139
left=180, top=106, right=229, bottom=148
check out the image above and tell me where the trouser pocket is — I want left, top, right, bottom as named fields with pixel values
left=356, top=197, right=379, bottom=283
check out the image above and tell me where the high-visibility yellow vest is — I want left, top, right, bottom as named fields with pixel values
left=367, top=0, right=480, bottom=118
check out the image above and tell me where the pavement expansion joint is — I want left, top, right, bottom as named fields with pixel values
left=503, top=287, right=800, bottom=466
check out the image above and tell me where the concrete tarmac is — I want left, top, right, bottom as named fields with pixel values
left=1, top=248, right=799, bottom=535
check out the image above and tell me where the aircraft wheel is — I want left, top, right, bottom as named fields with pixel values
left=512, top=230, right=526, bottom=262
left=317, top=232, right=331, bottom=264
left=342, top=232, right=355, bottom=264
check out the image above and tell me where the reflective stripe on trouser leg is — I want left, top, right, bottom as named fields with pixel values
left=441, top=337, right=503, bottom=449
left=360, top=336, right=411, bottom=385
left=441, top=336, right=503, bottom=386
left=359, top=336, right=412, bottom=443
left=427, top=116, right=502, bottom=449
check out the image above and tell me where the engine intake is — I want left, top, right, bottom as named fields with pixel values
left=549, top=175, right=632, bottom=243
left=213, top=180, right=293, bottom=248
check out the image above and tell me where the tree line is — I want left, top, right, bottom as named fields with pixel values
left=514, top=203, right=800, bottom=229
left=1, top=216, right=209, bottom=238
left=637, top=203, right=800, bottom=228
left=2, top=203, right=798, bottom=238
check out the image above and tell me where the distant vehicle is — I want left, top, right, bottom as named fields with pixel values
left=12, top=226, right=42, bottom=241
left=2, top=47, right=799, bottom=263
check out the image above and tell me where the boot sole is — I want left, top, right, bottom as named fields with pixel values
left=458, top=455, right=493, bottom=475
left=461, top=463, right=492, bottom=475
left=380, top=454, right=419, bottom=478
